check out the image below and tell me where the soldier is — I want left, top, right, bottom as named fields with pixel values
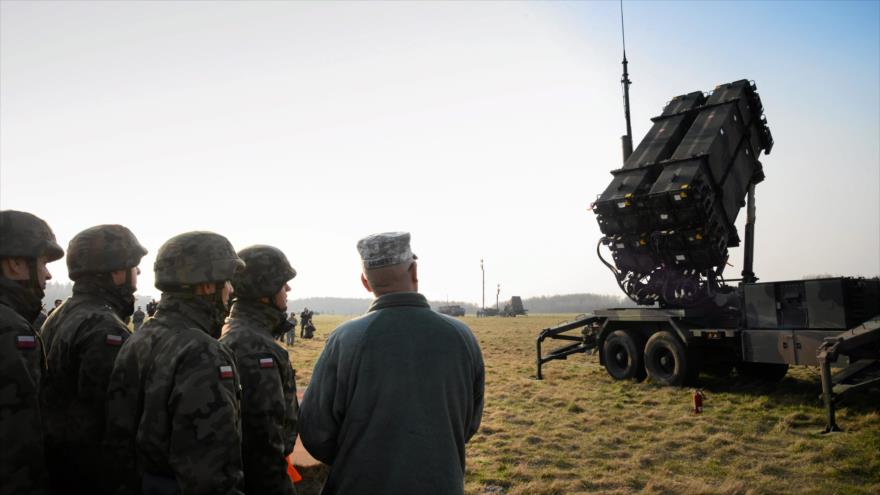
left=285, top=313, right=297, bottom=346
left=145, top=298, right=158, bottom=317
left=39, top=224, right=147, bottom=494
left=0, top=210, right=64, bottom=495
left=47, top=299, right=62, bottom=317
left=299, top=307, right=311, bottom=338
left=132, top=305, right=146, bottom=330
left=220, top=245, right=298, bottom=495
left=104, top=231, right=246, bottom=495
left=299, top=232, right=485, bottom=494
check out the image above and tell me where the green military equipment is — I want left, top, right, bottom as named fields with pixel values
left=153, top=231, right=245, bottom=290
left=66, top=224, right=147, bottom=279
left=232, top=245, right=296, bottom=300
left=535, top=75, right=880, bottom=433
left=0, top=210, right=64, bottom=261
left=501, top=296, right=527, bottom=317
left=438, top=304, right=465, bottom=317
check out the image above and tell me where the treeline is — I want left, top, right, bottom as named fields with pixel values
left=41, top=282, right=632, bottom=316
left=286, top=294, right=634, bottom=315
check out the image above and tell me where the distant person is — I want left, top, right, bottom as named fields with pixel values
left=104, top=232, right=245, bottom=494
left=145, top=298, right=158, bottom=317
left=299, top=232, right=485, bottom=494
left=285, top=313, right=297, bottom=346
left=40, top=224, right=147, bottom=494
left=47, top=298, right=62, bottom=317
left=132, top=305, right=146, bottom=330
left=299, top=308, right=312, bottom=338
left=0, top=209, right=65, bottom=495
left=221, top=245, right=298, bottom=495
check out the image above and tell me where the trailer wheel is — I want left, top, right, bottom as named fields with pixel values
left=735, top=362, right=789, bottom=382
left=644, top=331, right=698, bottom=386
left=602, top=329, right=646, bottom=382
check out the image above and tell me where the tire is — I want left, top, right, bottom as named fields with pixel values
left=644, top=331, right=699, bottom=386
left=735, top=362, right=789, bottom=382
left=602, top=329, right=647, bottom=382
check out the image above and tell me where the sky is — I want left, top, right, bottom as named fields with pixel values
left=1, top=0, right=878, bottom=304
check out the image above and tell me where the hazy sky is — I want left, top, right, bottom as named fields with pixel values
left=2, top=0, right=878, bottom=303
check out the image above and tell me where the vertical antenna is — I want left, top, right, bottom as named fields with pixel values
left=620, top=0, right=634, bottom=164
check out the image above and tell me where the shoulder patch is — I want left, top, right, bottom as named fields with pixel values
left=219, top=365, right=234, bottom=379
left=16, top=335, right=36, bottom=349
left=259, top=357, right=274, bottom=369
left=105, top=334, right=124, bottom=346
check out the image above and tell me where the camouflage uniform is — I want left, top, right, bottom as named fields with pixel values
left=0, top=210, right=64, bottom=495
left=40, top=224, right=147, bottom=494
left=103, top=232, right=246, bottom=495
left=220, top=245, right=298, bottom=495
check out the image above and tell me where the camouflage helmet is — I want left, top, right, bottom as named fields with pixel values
left=154, top=231, right=245, bottom=291
left=67, top=224, right=148, bottom=279
left=232, top=245, right=297, bottom=299
left=0, top=210, right=64, bottom=262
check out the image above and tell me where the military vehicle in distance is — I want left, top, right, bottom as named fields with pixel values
left=501, top=296, right=528, bottom=317
left=535, top=79, right=880, bottom=432
left=438, top=304, right=466, bottom=317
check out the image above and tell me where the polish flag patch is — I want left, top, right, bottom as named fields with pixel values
left=219, top=365, right=234, bottom=379
left=16, top=335, right=36, bottom=349
left=105, top=334, right=124, bottom=346
left=259, top=357, right=274, bottom=369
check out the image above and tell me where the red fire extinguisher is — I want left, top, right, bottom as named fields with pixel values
left=693, top=389, right=704, bottom=414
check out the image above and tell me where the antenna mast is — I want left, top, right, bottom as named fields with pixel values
left=620, top=0, right=633, bottom=163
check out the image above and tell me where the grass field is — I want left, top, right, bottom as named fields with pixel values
left=289, top=314, right=880, bottom=495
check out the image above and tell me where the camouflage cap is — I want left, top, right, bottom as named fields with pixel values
left=0, top=210, right=64, bottom=261
left=153, top=231, right=245, bottom=291
left=67, top=224, right=148, bottom=279
left=232, top=244, right=297, bottom=299
left=356, top=232, right=417, bottom=270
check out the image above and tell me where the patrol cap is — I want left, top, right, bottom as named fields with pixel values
left=356, top=232, right=417, bottom=270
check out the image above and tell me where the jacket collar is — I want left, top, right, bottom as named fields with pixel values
left=0, top=276, right=42, bottom=323
left=227, top=300, right=286, bottom=336
left=367, top=291, right=430, bottom=312
left=153, top=292, right=217, bottom=336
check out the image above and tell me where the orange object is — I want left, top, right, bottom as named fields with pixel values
left=286, top=456, right=303, bottom=484
left=693, top=389, right=704, bottom=414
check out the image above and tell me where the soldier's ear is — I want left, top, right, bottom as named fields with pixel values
left=0, top=257, right=29, bottom=280
left=361, top=273, right=373, bottom=293
left=193, top=282, right=217, bottom=295
left=409, top=262, right=418, bottom=286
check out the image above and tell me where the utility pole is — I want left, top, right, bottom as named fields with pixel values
left=496, top=283, right=501, bottom=311
left=480, top=258, right=485, bottom=310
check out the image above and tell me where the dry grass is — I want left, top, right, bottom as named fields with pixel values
left=288, top=314, right=880, bottom=495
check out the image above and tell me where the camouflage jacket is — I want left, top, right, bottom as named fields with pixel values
left=221, top=301, right=298, bottom=495
left=104, top=293, right=244, bottom=495
left=39, top=283, right=133, bottom=490
left=299, top=291, right=485, bottom=495
left=0, top=278, right=49, bottom=495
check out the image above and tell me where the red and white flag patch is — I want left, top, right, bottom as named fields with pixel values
left=259, top=357, right=274, bottom=369
left=105, top=334, right=124, bottom=346
left=219, top=365, right=234, bottom=379
left=16, top=335, right=36, bottom=349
